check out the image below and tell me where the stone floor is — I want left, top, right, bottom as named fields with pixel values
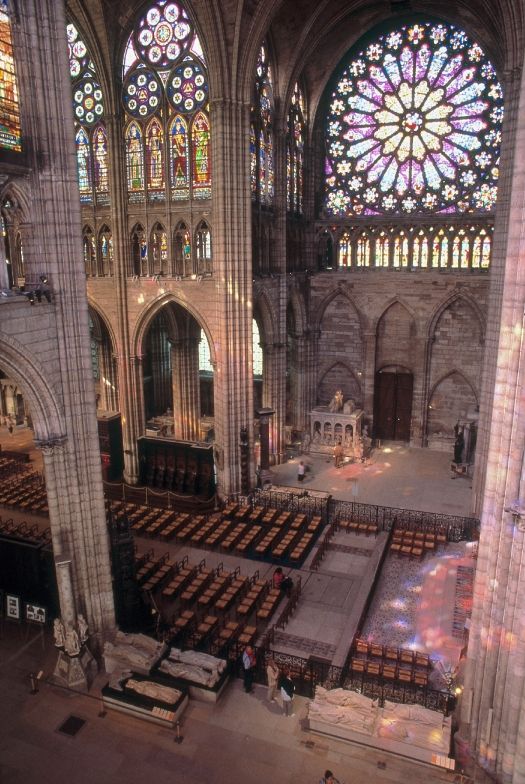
left=0, top=623, right=479, bottom=784
left=0, top=432, right=485, bottom=782
left=270, top=444, right=473, bottom=517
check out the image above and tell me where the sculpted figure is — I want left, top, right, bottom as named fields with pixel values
left=53, top=617, right=65, bottom=648
left=343, top=399, right=355, bottom=414
left=125, top=678, right=181, bottom=704
left=64, top=625, right=80, bottom=657
left=328, top=389, right=344, bottom=413
left=77, top=613, right=88, bottom=644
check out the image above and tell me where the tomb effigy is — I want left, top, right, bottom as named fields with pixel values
left=307, top=686, right=452, bottom=766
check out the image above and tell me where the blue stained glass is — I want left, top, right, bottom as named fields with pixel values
left=427, top=47, right=448, bottom=83
left=448, top=83, right=484, bottom=105
left=445, top=67, right=475, bottom=98
left=383, top=55, right=402, bottom=87
left=325, top=20, right=503, bottom=215
left=400, top=47, right=415, bottom=83
left=415, top=45, right=431, bottom=80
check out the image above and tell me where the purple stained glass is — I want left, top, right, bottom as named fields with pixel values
left=325, top=21, right=503, bottom=216
left=67, top=23, right=92, bottom=78
left=73, top=75, right=104, bottom=126
left=167, top=59, right=208, bottom=114
left=134, top=2, right=193, bottom=68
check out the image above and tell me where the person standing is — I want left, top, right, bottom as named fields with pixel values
left=319, top=771, right=339, bottom=784
left=266, top=657, right=279, bottom=702
left=279, top=667, right=295, bottom=716
left=298, top=461, right=306, bottom=482
left=242, top=644, right=256, bottom=694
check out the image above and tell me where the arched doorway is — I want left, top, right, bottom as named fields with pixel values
left=374, top=366, right=413, bottom=441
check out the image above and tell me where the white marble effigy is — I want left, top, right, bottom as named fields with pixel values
left=307, top=687, right=452, bottom=766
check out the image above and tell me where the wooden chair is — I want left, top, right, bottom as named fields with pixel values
left=382, top=664, right=396, bottom=679
left=355, top=639, right=369, bottom=655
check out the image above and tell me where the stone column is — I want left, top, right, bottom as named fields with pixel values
left=172, top=335, right=201, bottom=441
left=460, top=65, right=525, bottom=783
left=209, top=97, right=254, bottom=496
left=361, top=330, right=376, bottom=426
left=14, top=1, right=115, bottom=641
left=262, top=339, right=286, bottom=463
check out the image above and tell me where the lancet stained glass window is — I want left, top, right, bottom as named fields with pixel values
left=325, top=22, right=503, bottom=216
left=68, top=21, right=107, bottom=207
left=287, top=83, right=306, bottom=213
left=122, top=1, right=211, bottom=203
left=251, top=43, right=274, bottom=205
left=0, top=0, right=21, bottom=152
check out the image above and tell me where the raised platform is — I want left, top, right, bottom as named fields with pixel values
left=102, top=676, right=188, bottom=728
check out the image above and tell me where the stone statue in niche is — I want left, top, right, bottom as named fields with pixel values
left=328, top=389, right=344, bottom=413
left=343, top=398, right=356, bottom=414
left=312, top=425, right=321, bottom=444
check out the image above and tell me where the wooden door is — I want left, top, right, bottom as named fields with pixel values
left=374, top=371, right=413, bottom=441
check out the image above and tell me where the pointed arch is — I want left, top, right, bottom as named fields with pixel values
left=317, top=361, right=362, bottom=407
left=313, top=287, right=367, bottom=335
left=427, top=291, right=486, bottom=344
left=173, top=221, right=191, bottom=276
left=92, top=124, right=108, bottom=196
left=130, top=223, right=147, bottom=277
left=98, top=224, right=113, bottom=276
left=195, top=220, right=212, bottom=275
left=151, top=222, right=168, bottom=276
left=372, top=297, right=417, bottom=335
left=83, top=225, right=96, bottom=276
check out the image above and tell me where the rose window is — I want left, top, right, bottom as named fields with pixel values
left=325, top=22, right=503, bottom=215
left=73, top=76, right=104, bottom=125
left=167, top=59, right=208, bottom=113
left=135, top=1, right=193, bottom=68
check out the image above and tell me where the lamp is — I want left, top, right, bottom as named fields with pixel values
left=26, top=291, right=35, bottom=305
left=39, top=274, right=48, bottom=284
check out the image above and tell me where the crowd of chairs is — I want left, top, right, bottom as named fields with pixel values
left=350, top=637, right=432, bottom=687
left=108, top=500, right=322, bottom=566
left=134, top=548, right=288, bottom=657
left=337, top=518, right=379, bottom=536
left=390, top=527, right=446, bottom=558
left=0, top=457, right=47, bottom=514
left=0, top=515, right=51, bottom=545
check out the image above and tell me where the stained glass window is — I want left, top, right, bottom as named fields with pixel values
left=68, top=21, right=107, bottom=206
left=93, top=125, right=108, bottom=195
left=191, top=110, right=210, bottom=197
left=83, top=227, right=96, bottom=276
left=99, top=226, right=113, bottom=276
left=196, top=221, right=212, bottom=274
left=253, top=319, right=263, bottom=377
left=152, top=223, right=168, bottom=274
left=170, top=114, right=189, bottom=198
left=76, top=127, right=92, bottom=201
left=251, top=43, right=274, bottom=205
left=199, top=329, right=213, bottom=372
left=122, top=1, right=211, bottom=203
left=376, top=231, right=390, bottom=266
left=146, top=118, right=165, bottom=194
left=325, top=22, right=503, bottom=216
left=126, top=121, right=145, bottom=197
left=287, top=82, right=305, bottom=213
left=123, top=68, right=161, bottom=119
left=339, top=232, right=351, bottom=267
left=0, top=1, right=21, bottom=151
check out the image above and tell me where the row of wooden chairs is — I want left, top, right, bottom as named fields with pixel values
left=354, top=638, right=431, bottom=669
left=338, top=519, right=379, bottom=536
left=350, top=657, right=429, bottom=686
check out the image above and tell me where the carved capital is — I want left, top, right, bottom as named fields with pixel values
left=35, top=435, right=67, bottom=455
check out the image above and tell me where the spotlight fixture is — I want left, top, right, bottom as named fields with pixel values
left=27, top=291, right=35, bottom=305
left=39, top=274, right=48, bottom=284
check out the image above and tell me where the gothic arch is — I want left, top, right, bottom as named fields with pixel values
left=313, top=287, right=367, bottom=334
left=0, top=181, right=30, bottom=220
left=317, top=361, right=362, bottom=406
left=253, top=289, right=279, bottom=347
left=0, top=334, right=63, bottom=442
left=87, top=300, right=118, bottom=354
left=287, top=286, right=308, bottom=336
left=133, top=292, right=215, bottom=366
left=372, top=298, right=417, bottom=336
left=427, top=291, right=486, bottom=343
left=428, top=369, right=479, bottom=406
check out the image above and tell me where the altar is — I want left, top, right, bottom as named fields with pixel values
left=308, top=406, right=364, bottom=458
